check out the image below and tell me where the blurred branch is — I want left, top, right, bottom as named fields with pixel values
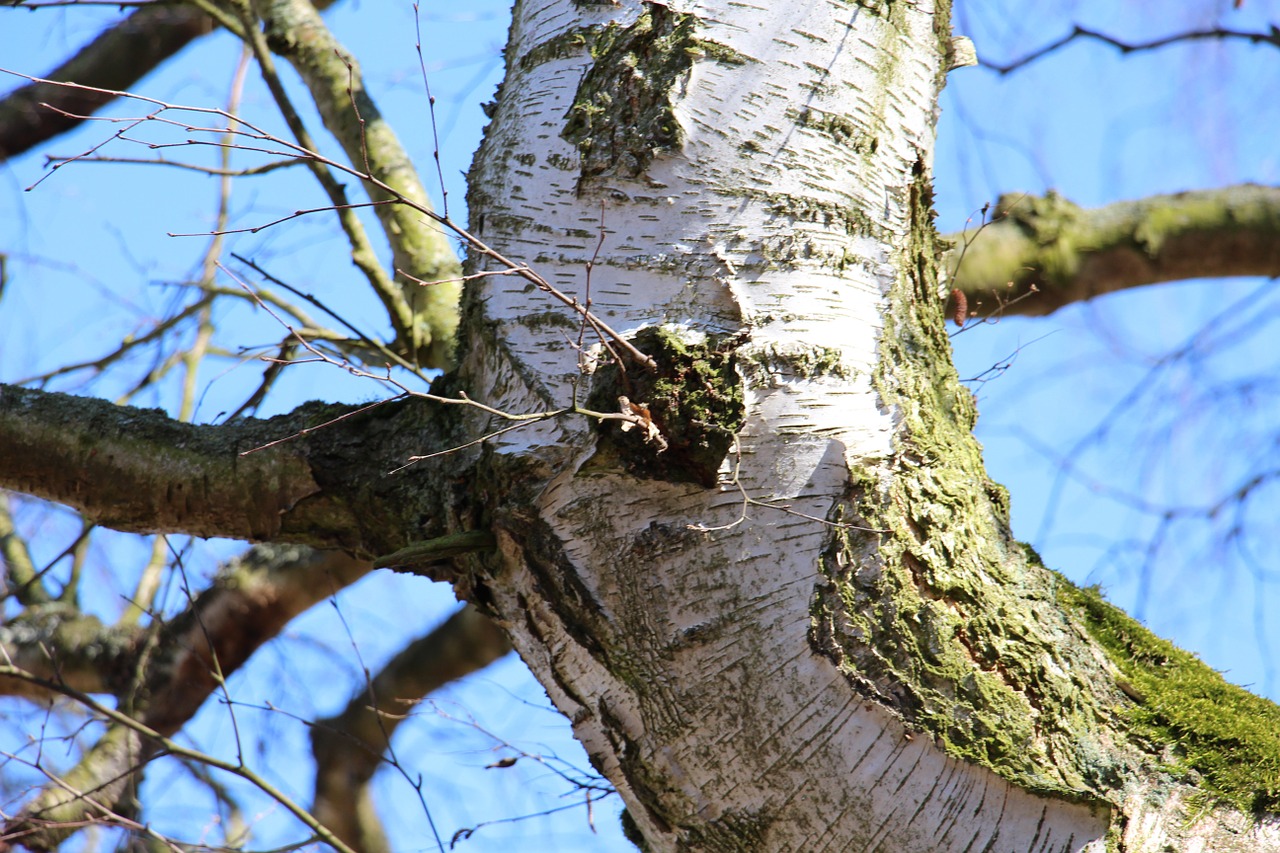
left=0, top=493, right=53, bottom=605
left=1, top=544, right=370, bottom=851
left=311, top=604, right=511, bottom=852
left=0, top=604, right=131, bottom=698
left=0, top=5, right=215, bottom=161
left=944, top=184, right=1280, bottom=317
left=980, top=24, right=1280, bottom=74
left=0, top=0, right=343, bottom=160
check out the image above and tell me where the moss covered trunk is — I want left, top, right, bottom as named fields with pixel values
left=452, top=1, right=1280, bottom=850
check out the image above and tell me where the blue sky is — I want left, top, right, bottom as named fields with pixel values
left=3, top=1, right=1279, bottom=850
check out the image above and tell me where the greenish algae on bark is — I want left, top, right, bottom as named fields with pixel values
left=1058, top=578, right=1280, bottom=815
left=810, top=158, right=1122, bottom=803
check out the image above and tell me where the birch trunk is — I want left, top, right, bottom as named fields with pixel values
left=452, top=1, right=1280, bottom=850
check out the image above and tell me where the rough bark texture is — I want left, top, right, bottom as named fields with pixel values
left=7, top=2, right=1280, bottom=850
left=0, top=384, right=444, bottom=554
left=450, top=2, right=1280, bottom=850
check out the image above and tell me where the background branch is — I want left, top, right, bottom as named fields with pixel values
left=311, top=604, right=511, bottom=852
left=980, top=24, right=1280, bottom=74
left=235, top=0, right=461, bottom=368
left=1, top=544, right=370, bottom=851
left=0, top=5, right=215, bottom=161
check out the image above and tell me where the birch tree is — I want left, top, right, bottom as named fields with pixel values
left=3, top=2, right=1280, bottom=851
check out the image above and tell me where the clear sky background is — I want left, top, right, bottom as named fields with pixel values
left=2, top=1, right=1278, bottom=850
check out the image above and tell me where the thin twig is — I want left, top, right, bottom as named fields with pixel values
left=982, top=24, right=1280, bottom=74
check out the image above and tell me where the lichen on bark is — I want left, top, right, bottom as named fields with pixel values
left=561, top=4, right=743, bottom=186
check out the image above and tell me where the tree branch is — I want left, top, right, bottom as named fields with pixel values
left=0, top=605, right=131, bottom=699
left=0, top=5, right=215, bottom=161
left=1, top=544, right=371, bottom=851
left=0, top=384, right=448, bottom=554
left=239, top=0, right=462, bottom=368
left=980, top=24, right=1280, bottom=75
left=0, top=0, right=341, bottom=161
left=311, top=604, right=511, bottom=852
left=2, top=0, right=457, bottom=365
left=945, top=184, right=1280, bottom=318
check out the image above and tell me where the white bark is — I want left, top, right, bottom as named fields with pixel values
left=456, top=1, right=1280, bottom=850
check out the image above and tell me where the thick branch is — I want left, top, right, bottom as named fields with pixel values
left=0, top=6, right=215, bottom=161
left=311, top=604, right=511, bottom=852
left=0, top=0, right=339, bottom=160
left=141, top=544, right=371, bottom=732
left=0, top=605, right=133, bottom=699
left=0, top=384, right=450, bottom=555
left=945, top=184, right=1280, bottom=317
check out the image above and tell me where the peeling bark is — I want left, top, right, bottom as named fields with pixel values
left=5, top=2, right=1280, bottom=850
left=453, top=2, right=1280, bottom=850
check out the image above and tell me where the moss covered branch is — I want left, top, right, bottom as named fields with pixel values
left=945, top=184, right=1280, bottom=317
left=0, top=384, right=450, bottom=555
left=242, top=0, right=462, bottom=367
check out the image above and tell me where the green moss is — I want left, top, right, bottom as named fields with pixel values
left=619, top=809, right=650, bottom=851
left=690, top=38, right=750, bottom=67
left=519, top=26, right=601, bottom=72
left=723, top=188, right=887, bottom=243
left=516, top=310, right=580, bottom=331
left=584, top=326, right=744, bottom=487
left=741, top=343, right=854, bottom=382
left=993, top=190, right=1085, bottom=282
left=808, top=154, right=1124, bottom=801
left=562, top=8, right=695, bottom=182
left=1058, top=581, right=1280, bottom=814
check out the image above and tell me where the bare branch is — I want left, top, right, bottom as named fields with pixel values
left=0, top=662, right=358, bottom=853
left=945, top=184, right=1280, bottom=318
left=223, top=0, right=462, bottom=368
left=980, top=24, right=1280, bottom=75
left=0, top=5, right=215, bottom=161
left=372, top=531, right=496, bottom=572
left=310, top=604, right=511, bottom=852
left=1, top=544, right=370, bottom=850
left=0, top=383, right=443, bottom=550
left=0, top=493, right=53, bottom=606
